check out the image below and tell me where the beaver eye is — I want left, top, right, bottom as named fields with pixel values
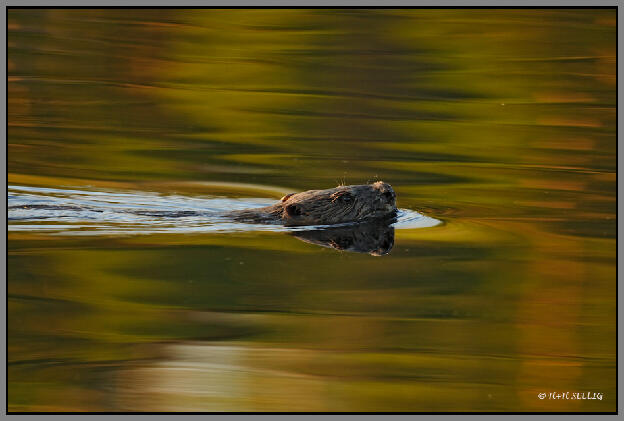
left=341, top=193, right=352, bottom=203
left=383, top=191, right=393, bottom=202
left=330, top=191, right=353, bottom=203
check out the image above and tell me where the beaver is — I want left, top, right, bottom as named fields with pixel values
left=228, top=181, right=397, bottom=227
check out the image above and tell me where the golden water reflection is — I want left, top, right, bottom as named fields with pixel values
left=8, top=9, right=615, bottom=412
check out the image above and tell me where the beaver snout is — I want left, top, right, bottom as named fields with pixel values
left=381, top=191, right=396, bottom=207
left=371, top=181, right=397, bottom=211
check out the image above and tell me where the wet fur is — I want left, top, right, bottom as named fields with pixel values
left=228, top=181, right=397, bottom=227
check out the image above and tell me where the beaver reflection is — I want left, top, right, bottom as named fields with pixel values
left=291, top=222, right=395, bottom=256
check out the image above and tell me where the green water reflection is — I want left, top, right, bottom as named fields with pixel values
left=8, top=9, right=616, bottom=412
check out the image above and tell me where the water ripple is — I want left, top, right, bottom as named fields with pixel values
left=8, top=185, right=441, bottom=236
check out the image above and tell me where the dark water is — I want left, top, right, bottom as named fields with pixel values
left=8, top=9, right=616, bottom=412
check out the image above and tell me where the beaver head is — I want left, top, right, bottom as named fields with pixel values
left=279, top=181, right=397, bottom=226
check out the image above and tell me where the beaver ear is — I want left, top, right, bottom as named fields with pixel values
left=281, top=193, right=295, bottom=202
left=285, top=204, right=302, bottom=217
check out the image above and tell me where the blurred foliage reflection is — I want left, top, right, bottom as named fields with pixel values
left=8, top=9, right=615, bottom=412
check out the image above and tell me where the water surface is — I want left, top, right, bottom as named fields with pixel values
left=7, top=9, right=616, bottom=412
